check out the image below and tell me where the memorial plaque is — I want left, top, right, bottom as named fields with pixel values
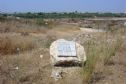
left=57, top=41, right=77, bottom=57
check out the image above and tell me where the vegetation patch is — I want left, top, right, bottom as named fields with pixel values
left=82, top=28, right=125, bottom=83
left=0, top=35, right=36, bottom=55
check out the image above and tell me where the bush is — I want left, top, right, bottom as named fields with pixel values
left=0, top=16, right=6, bottom=22
left=35, top=19, right=45, bottom=26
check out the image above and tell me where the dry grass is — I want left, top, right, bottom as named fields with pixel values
left=0, top=18, right=126, bottom=84
left=82, top=28, right=126, bottom=83
left=44, top=34, right=57, bottom=48
left=0, top=19, right=49, bottom=34
left=0, top=34, right=36, bottom=55
left=83, top=40, right=98, bottom=83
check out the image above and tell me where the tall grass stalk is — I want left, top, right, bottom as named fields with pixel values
left=103, top=37, right=123, bottom=65
left=83, top=41, right=98, bottom=83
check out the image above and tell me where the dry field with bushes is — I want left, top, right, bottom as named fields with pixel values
left=0, top=18, right=126, bottom=84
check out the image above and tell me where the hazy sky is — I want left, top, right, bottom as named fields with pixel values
left=0, top=0, right=126, bottom=13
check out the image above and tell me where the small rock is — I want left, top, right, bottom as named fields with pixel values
left=51, top=68, right=63, bottom=81
left=40, top=55, right=43, bottom=59
left=14, top=66, right=19, bottom=70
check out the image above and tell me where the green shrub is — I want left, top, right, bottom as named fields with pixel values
left=35, top=19, right=45, bottom=26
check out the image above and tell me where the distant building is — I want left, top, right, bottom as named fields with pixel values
left=16, top=17, right=20, bottom=20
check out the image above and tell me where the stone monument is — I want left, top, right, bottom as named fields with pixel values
left=50, top=39, right=86, bottom=66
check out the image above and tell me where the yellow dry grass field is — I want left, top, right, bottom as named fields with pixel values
left=0, top=18, right=126, bottom=84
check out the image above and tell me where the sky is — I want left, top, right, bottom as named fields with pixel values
left=0, top=0, right=126, bottom=13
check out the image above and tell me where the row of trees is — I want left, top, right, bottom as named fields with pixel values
left=1, top=12, right=126, bottom=19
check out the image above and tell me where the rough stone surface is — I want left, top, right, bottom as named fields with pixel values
left=50, top=39, right=86, bottom=66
